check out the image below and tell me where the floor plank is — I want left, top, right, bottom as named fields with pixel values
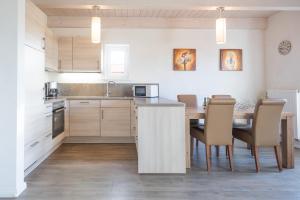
left=15, top=143, right=300, bottom=200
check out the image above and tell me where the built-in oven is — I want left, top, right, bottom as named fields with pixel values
left=132, top=84, right=159, bottom=98
left=52, top=100, right=65, bottom=139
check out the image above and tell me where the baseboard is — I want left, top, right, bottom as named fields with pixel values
left=64, top=136, right=135, bottom=143
left=0, top=182, right=26, bottom=198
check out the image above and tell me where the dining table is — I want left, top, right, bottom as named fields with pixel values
left=185, top=106, right=295, bottom=169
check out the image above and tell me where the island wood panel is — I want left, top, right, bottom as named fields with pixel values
left=73, top=37, right=101, bottom=72
left=137, top=106, right=186, bottom=173
left=101, top=107, right=131, bottom=137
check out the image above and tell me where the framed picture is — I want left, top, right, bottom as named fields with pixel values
left=173, top=49, right=196, bottom=71
left=220, top=49, right=243, bottom=71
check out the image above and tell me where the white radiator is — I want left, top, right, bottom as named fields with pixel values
left=267, top=89, right=300, bottom=140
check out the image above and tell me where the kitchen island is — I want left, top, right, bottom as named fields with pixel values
left=53, top=96, right=186, bottom=174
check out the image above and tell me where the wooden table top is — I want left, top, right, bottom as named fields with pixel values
left=185, top=106, right=293, bottom=120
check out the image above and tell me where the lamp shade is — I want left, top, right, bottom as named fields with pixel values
left=91, top=16, right=101, bottom=43
left=216, top=18, right=226, bottom=44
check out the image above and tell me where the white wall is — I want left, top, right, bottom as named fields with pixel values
left=0, top=0, right=26, bottom=197
left=265, top=11, right=300, bottom=90
left=50, top=28, right=265, bottom=104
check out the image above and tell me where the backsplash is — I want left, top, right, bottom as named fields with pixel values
left=57, top=83, right=158, bottom=97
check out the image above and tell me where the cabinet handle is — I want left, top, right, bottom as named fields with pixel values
left=80, top=101, right=89, bottom=104
left=59, top=60, right=62, bottom=71
left=101, top=110, right=104, bottom=119
left=42, top=37, right=46, bottom=50
left=30, top=141, right=39, bottom=148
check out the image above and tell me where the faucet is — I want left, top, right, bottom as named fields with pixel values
left=105, top=81, right=116, bottom=97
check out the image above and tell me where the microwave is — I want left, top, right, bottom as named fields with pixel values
left=132, top=85, right=159, bottom=98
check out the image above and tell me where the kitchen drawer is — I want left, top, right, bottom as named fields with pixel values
left=69, top=100, right=100, bottom=108
left=41, top=132, right=53, bottom=155
left=101, top=100, right=131, bottom=108
left=24, top=137, right=43, bottom=170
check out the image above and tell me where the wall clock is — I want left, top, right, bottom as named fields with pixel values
left=278, top=40, right=292, bottom=55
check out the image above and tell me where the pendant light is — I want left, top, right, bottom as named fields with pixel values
left=216, top=7, right=226, bottom=44
left=91, top=6, right=101, bottom=44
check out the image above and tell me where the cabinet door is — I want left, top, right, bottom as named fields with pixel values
left=58, top=37, right=73, bottom=72
left=25, top=0, right=47, bottom=51
left=45, top=28, right=58, bottom=71
left=101, top=108, right=131, bottom=137
left=73, top=37, right=101, bottom=72
left=70, top=107, right=100, bottom=136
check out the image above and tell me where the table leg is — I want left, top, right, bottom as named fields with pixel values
left=281, top=116, right=294, bottom=169
left=185, top=115, right=191, bottom=168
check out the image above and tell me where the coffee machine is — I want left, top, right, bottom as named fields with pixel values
left=45, top=82, right=58, bottom=99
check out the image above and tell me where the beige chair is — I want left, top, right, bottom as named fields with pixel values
left=211, top=95, right=232, bottom=157
left=190, top=98, right=236, bottom=172
left=233, top=99, right=286, bottom=172
left=177, top=95, right=201, bottom=147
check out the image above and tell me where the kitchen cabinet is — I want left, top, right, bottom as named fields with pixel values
left=73, top=37, right=101, bottom=72
left=25, top=0, right=47, bottom=52
left=58, top=37, right=101, bottom=72
left=101, top=100, right=131, bottom=137
left=58, top=37, right=73, bottom=72
left=45, top=28, right=59, bottom=71
left=69, top=100, right=101, bottom=136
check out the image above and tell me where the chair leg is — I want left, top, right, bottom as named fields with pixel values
left=274, top=145, right=282, bottom=172
left=232, top=138, right=234, bottom=156
left=196, top=139, right=199, bottom=148
left=209, top=146, right=212, bottom=159
left=216, top=145, right=220, bottom=157
left=253, top=146, right=260, bottom=173
left=226, top=146, right=229, bottom=158
left=205, top=144, right=211, bottom=173
left=227, top=145, right=234, bottom=171
left=250, top=145, right=254, bottom=156
left=190, top=136, right=194, bottom=159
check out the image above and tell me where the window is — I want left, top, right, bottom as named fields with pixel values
left=104, top=44, right=129, bottom=79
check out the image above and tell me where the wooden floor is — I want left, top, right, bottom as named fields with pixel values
left=14, top=142, right=300, bottom=200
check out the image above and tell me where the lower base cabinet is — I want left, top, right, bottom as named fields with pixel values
left=101, top=107, right=131, bottom=137
left=69, top=100, right=101, bottom=136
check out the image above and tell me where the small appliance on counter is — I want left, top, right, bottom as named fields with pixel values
left=132, top=84, right=159, bottom=98
left=44, top=82, right=58, bottom=99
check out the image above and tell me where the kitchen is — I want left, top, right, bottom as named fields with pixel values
left=1, top=0, right=300, bottom=199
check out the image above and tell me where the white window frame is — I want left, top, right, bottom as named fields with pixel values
left=103, top=44, right=129, bottom=80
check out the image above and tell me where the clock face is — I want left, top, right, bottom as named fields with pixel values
left=278, top=40, right=292, bottom=55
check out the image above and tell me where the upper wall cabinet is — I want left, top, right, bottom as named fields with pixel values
left=58, top=37, right=73, bottom=72
left=45, top=28, right=59, bottom=71
left=25, top=0, right=47, bottom=52
left=58, top=37, right=101, bottom=73
left=73, top=37, right=101, bottom=72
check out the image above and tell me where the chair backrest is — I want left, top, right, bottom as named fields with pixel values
left=204, top=98, right=236, bottom=145
left=177, top=95, right=197, bottom=108
left=252, top=99, right=286, bottom=146
left=212, top=95, right=232, bottom=99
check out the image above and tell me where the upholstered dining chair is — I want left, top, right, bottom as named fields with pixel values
left=232, top=99, right=286, bottom=172
left=211, top=95, right=232, bottom=157
left=190, top=98, right=236, bottom=172
left=177, top=95, right=200, bottom=147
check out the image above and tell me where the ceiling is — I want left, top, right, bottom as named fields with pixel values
left=32, top=0, right=300, bottom=19
left=41, top=8, right=278, bottom=18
